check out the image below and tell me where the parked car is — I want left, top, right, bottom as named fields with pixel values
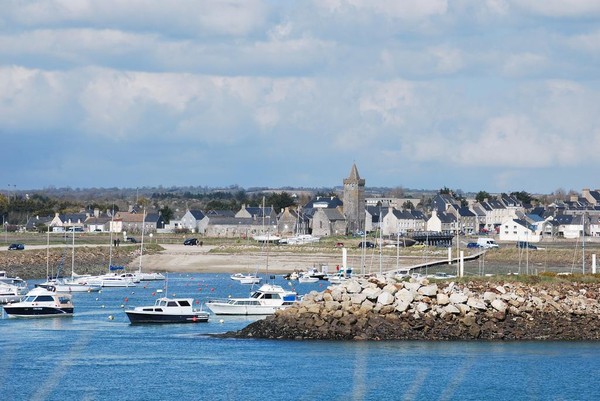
left=466, top=242, right=481, bottom=248
left=516, top=241, right=538, bottom=250
left=126, top=237, right=138, bottom=243
left=358, top=241, right=375, bottom=248
left=184, top=238, right=199, bottom=246
left=8, top=243, right=24, bottom=250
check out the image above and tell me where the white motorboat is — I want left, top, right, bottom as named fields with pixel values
left=38, top=279, right=101, bottom=293
left=0, top=282, right=23, bottom=304
left=206, top=283, right=298, bottom=315
left=125, top=297, right=209, bottom=324
left=298, top=273, right=319, bottom=284
left=0, top=270, right=28, bottom=291
left=230, top=273, right=261, bottom=285
left=135, top=272, right=166, bottom=281
left=2, top=286, right=74, bottom=318
left=84, top=274, right=137, bottom=288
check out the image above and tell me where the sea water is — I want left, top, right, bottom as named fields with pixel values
left=1, top=273, right=600, bottom=401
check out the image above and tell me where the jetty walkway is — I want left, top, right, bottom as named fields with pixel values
left=385, top=249, right=487, bottom=275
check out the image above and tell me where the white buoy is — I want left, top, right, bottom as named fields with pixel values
left=108, top=315, right=114, bottom=320
left=101, top=305, right=105, bottom=308
left=120, top=304, right=125, bottom=308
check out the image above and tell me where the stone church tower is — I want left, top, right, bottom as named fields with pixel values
left=342, top=163, right=365, bottom=234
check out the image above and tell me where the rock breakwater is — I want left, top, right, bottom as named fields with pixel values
left=231, top=276, right=600, bottom=340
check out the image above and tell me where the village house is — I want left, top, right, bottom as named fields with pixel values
left=311, top=208, right=347, bottom=237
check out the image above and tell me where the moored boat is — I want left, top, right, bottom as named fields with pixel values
left=0, top=282, right=23, bottom=304
left=230, top=273, right=261, bottom=285
left=125, top=297, right=209, bottom=324
left=0, top=270, right=28, bottom=291
left=2, top=286, right=73, bottom=318
left=206, top=283, right=298, bottom=315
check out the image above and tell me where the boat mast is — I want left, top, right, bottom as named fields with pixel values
left=46, top=225, right=50, bottom=280
left=109, top=207, right=114, bottom=272
left=139, top=207, right=146, bottom=273
left=71, top=228, right=75, bottom=279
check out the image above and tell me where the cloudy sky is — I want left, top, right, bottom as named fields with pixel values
left=1, top=0, right=599, bottom=194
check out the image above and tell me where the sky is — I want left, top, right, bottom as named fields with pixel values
left=1, top=0, right=600, bottom=195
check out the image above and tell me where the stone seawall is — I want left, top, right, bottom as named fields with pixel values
left=231, top=276, right=600, bottom=340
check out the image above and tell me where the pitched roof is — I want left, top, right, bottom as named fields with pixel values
left=304, top=196, right=343, bottom=209
left=189, top=210, right=206, bottom=220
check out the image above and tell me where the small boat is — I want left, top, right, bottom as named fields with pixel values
left=298, top=273, right=319, bottom=284
left=2, top=286, right=74, bottom=318
left=37, top=279, right=101, bottom=293
left=206, top=283, right=299, bottom=315
left=230, top=273, right=261, bottom=285
left=135, top=272, right=166, bottom=281
left=86, top=275, right=137, bottom=288
left=0, top=282, right=23, bottom=304
left=0, top=270, right=28, bottom=291
left=125, top=297, right=209, bottom=324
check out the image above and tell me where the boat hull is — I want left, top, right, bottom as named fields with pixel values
left=206, top=302, right=284, bottom=316
left=3, top=306, right=74, bottom=318
left=125, top=311, right=209, bottom=324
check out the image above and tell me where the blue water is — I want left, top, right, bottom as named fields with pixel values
left=2, top=273, right=600, bottom=401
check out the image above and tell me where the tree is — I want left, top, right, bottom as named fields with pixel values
left=159, top=206, right=174, bottom=223
left=475, top=191, right=491, bottom=203
left=511, top=191, right=533, bottom=204
left=402, top=200, right=415, bottom=210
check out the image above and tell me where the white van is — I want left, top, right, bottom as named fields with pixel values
left=477, top=238, right=499, bottom=248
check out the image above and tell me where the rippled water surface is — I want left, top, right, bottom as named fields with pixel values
left=2, top=273, right=599, bottom=401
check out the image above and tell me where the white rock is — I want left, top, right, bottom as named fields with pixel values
left=418, top=283, right=439, bottom=297
left=495, top=285, right=507, bottom=294
left=377, top=291, right=395, bottom=306
left=345, top=281, right=362, bottom=294
left=436, top=293, right=450, bottom=306
left=395, top=288, right=415, bottom=304
left=444, top=304, right=461, bottom=314
left=416, top=302, right=430, bottom=313
left=382, top=283, right=399, bottom=296
left=395, top=300, right=411, bottom=313
left=491, top=299, right=507, bottom=312
left=467, top=297, right=487, bottom=310
left=351, top=293, right=367, bottom=305
left=362, top=287, right=382, bottom=300
left=449, top=293, right=468, bottom=304
left=404, top=282, right=422, bottom=293
left=483, top=291, right=497, bottom=303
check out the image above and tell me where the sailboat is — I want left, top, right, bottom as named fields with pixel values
left=38, top=228, right=101, bottom=293
left=81, top=213, right=137, bottom=288
left=133, top=208, right=165, bottom=281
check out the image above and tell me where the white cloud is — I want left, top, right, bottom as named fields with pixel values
left=512, top=0, right=600, bottom=18
left=501, top=52, right=547, bottom=77
left=4, top=0, right=269, bottom=37
left=317, top=0, right=448, bottom=18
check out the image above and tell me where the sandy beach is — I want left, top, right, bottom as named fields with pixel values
left=133, top=244, right=348, bottom=274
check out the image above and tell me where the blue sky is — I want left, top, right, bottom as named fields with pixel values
left=1, top=0, right=599, bottom=194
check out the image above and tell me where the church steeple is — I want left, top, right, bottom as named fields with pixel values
left=342, top=163, right=366, bottom=234
left=348, top=163, right=361, bottom=181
